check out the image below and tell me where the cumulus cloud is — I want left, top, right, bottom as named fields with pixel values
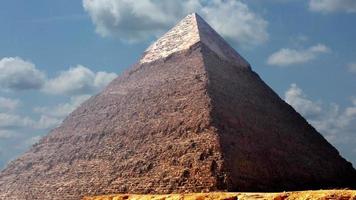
left=348, top=63, right=356, bottom=73
left=0, top=58, right=116, bottom=169
left=0, top=97, right=20, bottom=111
left=0, top=57, right=46, bottom=90
left=34, top=95, right=90, bottom=118
left=0, top=65, right=108, bottom=133
left=267, top=44, right=330, bottom=67
left=284, top=84, right=356, bottom=165
left=0, top=57, right=117, bottom=96
left=200, top=0, right=269, bottom=46
left=0, top=94, right=92, bottom=168
left=24, top=135, right=42, bottom=146
left=309, top=0, right=356, bottom=13
left=34, top=95, right=91, bottom=129
left=43, top=65, right=117, bottom=96
left=94, top=71, right=118, bottom=89
left=83, top=0, right=196, bottom=41
left=0, top=94, right=91, bottom=168
left=0, top=130, right=16, bottom=139
left=0, top=113, right=35, bottom=129
left=284, top=84, right=356, bottom=145
left=34, top=115, right=63, bottom=130
left=285, top=84, right=322, bottom=118
left=82, top=0, right=269, bottom=46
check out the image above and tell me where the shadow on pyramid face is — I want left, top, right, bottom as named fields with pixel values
left=0, top=13, right=355, bottom=200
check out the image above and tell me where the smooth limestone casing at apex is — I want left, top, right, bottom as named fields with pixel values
left=0, top=13, right=355, bottom=200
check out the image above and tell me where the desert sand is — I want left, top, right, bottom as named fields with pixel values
left=84, top=190, right=356, bottom=200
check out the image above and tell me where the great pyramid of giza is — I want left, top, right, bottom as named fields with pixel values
left=0, top=13, right=355, bottom=200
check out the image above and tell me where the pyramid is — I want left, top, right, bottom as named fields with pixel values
left=0, top=13, right=355, bottom=200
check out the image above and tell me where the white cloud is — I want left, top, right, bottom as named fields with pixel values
left=284, top=84, right=356, bottom=144
left=34, top=95, right=91, bottom=129
left=24, top=135, right=42, bottom=146
left=0, top=57, right=117, bottom=95
left=0, top=97, right=20, bottom=111
left=43, top=65, right=117, bottom=96
left=309, top=0, right=356, bottom=13
left=0, top=60, right=116, bottom=168
left=83, top=0, right=193, bottom=42
left=348, top=63, right=356, bottom=73
left=0, top=58, right=116, bottom=169
left=200, top=0, right=268, bottom=46
left=0, top=130, right=16, bottom=139
left=345, top=97, right=356, bottom=117
left=0, top=57, right=46, bottom=90
left=0, top=93, right=92, bottom=168
left=35, top=95, right=90, bottom=118
left=94, top=71, right=117, bottom=90
left=0, top=95, right=90, bottom=131
left=267, top=44, right=330, bottom=67
left=0, top=113, right=35, bottom=129
left=82, top=0, right=269, bottom=46
left=0, top=94, right=92, bottom=168
left=34, top=115, right=63, bottom=130
left=0, top=107, right=78, bottom=132
left=285, top=84, right=322, bottom=118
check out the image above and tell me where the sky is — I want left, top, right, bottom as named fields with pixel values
left=0, top=0, right=355, bottom=169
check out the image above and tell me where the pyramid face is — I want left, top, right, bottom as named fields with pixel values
left=0, top=13, right=355, bottom=199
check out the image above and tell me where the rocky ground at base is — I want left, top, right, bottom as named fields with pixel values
left=83, top=190, right=356, bottom=200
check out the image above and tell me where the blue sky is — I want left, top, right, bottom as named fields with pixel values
left=0, top=0, right=356, bottom=169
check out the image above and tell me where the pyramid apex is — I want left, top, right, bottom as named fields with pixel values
left=188, top=12, right=201, bottom=18
left=185, top=12, right=198, bottom=16
left=140, top=13, right=200, bottom=64
left=140, top=13, right=250, bottom=68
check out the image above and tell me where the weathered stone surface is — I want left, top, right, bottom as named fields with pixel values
left=0, top=13, right=355, bottom=200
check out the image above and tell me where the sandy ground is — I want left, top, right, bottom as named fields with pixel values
left=83, top=190, right=356, bottom=200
